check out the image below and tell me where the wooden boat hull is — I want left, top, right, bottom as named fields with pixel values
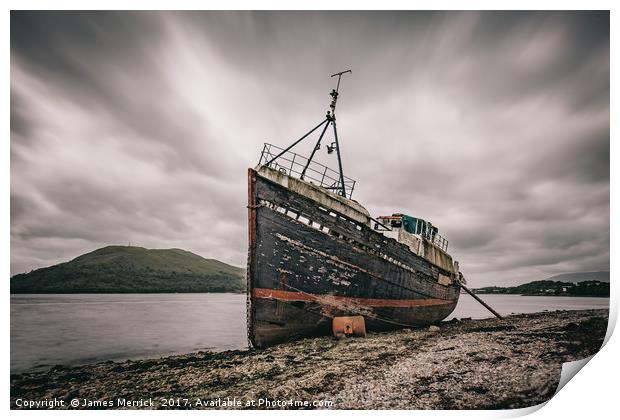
left=247, top=168, right=460, bottom=348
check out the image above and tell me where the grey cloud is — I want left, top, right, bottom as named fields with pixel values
left=10, top=11, right=609, bottom=286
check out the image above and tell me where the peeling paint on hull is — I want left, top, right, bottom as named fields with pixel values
left=247, top=168, right=461, bottom=348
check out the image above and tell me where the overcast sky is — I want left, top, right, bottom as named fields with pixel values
left=10, top=11, right=609, bottom=286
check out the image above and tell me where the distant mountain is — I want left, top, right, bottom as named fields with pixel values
left=10, top=246, right=246, bottom=293
left=473, top=277, right=609, bottom=297
left=543, top=271, right=609, bottom=283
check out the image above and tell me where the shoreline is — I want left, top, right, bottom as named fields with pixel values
left=462, top=292, right=609, bottom=297
left=10, top=292, right=246, bottom=295
left=11, top=309, right=608, bottom=410
left=472, top=294, right=609, bottom=298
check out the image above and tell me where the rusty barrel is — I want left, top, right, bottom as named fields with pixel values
left=332, top=316, right=366, bottom=338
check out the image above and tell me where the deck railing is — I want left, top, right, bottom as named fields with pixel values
left=412, top=218, right=449, bottom=252
left=432, top=234, right=449, bottom=252
left=258, top=143, right=356, bottom=199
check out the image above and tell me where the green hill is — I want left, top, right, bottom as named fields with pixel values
left=10, top=246, right=246, bottom=293
left=472, top=279, right=609, bottom=297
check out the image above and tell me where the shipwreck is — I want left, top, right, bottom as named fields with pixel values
left=246, top=71, right=469, bottom=348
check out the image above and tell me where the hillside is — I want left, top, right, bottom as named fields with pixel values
left=544, top=271, right=609, bottom=283
left=472, top=279, right=609, bottom=297
left=10, top=246, right=246, bottom=293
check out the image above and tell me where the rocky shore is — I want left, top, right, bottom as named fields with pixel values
left=11, top=309, right=608, bottom=410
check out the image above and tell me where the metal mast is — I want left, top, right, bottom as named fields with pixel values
left=265, top=70, right=352, bottom=198
left=327, top=70, right=351, bottom=197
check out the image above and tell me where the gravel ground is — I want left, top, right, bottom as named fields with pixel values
left=11, top=309, right=608, bottom=410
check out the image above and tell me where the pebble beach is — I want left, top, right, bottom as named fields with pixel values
left=11, top=309, right=608, bottom=410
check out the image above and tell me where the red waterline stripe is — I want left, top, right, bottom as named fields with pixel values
left=252, top=288, right=454, bottom=308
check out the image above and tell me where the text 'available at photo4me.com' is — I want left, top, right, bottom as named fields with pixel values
left=13, top=396, right=334, bottom=409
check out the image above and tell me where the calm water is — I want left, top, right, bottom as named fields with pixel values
left=10, top=293, right=609, bottom=374
left=10, top=294, right=246, bottom=374
left=447, top=293, right=609, bottom=320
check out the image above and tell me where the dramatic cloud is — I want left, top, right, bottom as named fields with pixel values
left=10, top=11, right=609, bottom=286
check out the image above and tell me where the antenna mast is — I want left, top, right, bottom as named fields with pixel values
left=266, top=70, right=352, bottom=197
left=327, top=69, right=352, bottom=197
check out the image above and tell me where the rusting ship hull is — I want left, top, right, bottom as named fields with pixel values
left=247, top=167, right=461, bottom=348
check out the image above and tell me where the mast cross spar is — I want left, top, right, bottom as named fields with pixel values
left=265, top=70, right=352, bottom=197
